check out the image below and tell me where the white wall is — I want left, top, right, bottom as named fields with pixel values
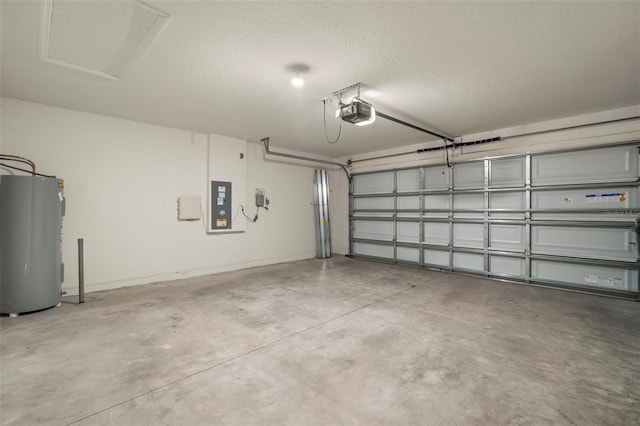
left=3, top=98, right=636, bottom=293
left=1, top=97, right=348, bottom=294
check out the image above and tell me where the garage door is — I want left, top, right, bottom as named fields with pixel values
left=350, top=144, right=640, bottom=299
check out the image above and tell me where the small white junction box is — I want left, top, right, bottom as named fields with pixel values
left=177, top=196, right=201, bottom=220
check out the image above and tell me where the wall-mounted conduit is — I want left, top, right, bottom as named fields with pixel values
left=261, top=137, right=351, bottom=181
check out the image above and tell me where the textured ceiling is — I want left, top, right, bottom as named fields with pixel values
left=2, top=1, right=639, bottom=158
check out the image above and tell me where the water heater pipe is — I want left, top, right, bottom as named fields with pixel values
left=0, top=154, right=37, bottom=174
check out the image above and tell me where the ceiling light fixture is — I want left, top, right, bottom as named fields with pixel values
left=291, top=73, right=304, bottom=87
left=289, top=64, right=309, bottom=88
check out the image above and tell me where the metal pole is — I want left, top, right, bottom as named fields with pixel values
left=78, top=238, right=85, bottom=304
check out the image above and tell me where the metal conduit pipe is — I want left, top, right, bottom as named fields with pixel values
left=348, top=115, right=640, bottom=165
left=261, top=137, right=352, bottom=181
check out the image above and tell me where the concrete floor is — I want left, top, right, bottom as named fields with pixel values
left=1, top=258, right=639, bottom=426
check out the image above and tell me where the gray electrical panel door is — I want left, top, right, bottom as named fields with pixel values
left=211, top=181, right=232, bottom=229
left=1, top=175, right=65, bottom=314
left=350, top=144, right=640, bottom=299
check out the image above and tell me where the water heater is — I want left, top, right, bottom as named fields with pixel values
left=0, top=175, right=65, bottom=315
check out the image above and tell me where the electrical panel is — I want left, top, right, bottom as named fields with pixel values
left=206, top=134, right=247, bottom=233
left=211, top=181, right=232, bottom=229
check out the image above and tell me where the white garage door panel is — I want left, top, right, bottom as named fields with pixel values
left=352, top=172, right=394, bottom=194
left=532, top=186, right=637, bottom=220
left=397, top=169, right=421, bottom=192
left=424, top=222, right=450, bottom=245
left=353, top=242, right=394, bottom=259
left=490, top=192, right=525, bottom=219
left=490, top=157, right=525, bottom=187
left=353, top=220, right=393, bottom=241
left=397, top=195, right=420, bottom=217
left=350, top=144, right=639, bottom=298
left=490, top=225, right=525, bottom=251
left=424, top=194, right=450, bottom=217
left=532, top=260, right=638, bottom=292
left=352, top=212, right=393, bottom=218
left=398, top=213, right=420, bottom=219
left=453, top=223, right=484, bottom=248
left=532, top=226, right=637, bottom=261
left=532, top=146, right=639, bottom=185
left=424, top=249, right=450, bottom=267
left=353, top=197, right=394, bottom=210
left=453, top=252, right=484, bottom=272
left=397, top=196, right=420, bottom=210
left=397, top=247, right=420, bottom=263
left=397, top=222, right=420, bottom=243
left=454, top=162, right=484, bottom=189
left=491, top=256, right=526, bottom=276
left=453, top=193, right=484, bottom=218
left=424, top=166, right=450, bottom=190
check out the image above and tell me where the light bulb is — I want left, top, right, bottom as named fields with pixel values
left=291, top=76, right=304, bottom=87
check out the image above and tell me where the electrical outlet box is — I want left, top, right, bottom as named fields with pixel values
left=255, top=188, right=265, bottom=207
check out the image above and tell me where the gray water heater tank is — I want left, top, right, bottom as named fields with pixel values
left=0, top=175, right=65, bottom=315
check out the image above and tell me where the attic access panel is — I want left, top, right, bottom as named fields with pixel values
left=41, top=0, right=169, bottom=80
